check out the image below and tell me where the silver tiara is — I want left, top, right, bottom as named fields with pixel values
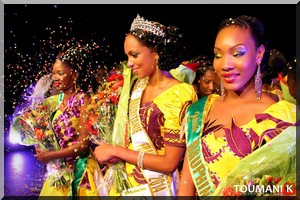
left=130, top=14, right=165, bottom=37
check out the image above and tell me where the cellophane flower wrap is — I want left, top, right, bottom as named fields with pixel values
left=87, top=61, right=135, bottom=195
left=10, top=95, right=73, bottom=187
left=213, top=126, right=296, bottom=197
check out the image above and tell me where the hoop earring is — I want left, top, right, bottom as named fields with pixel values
left=255, top=64, right=262, bottom=100
left=220, top=81, right=225, bottom=102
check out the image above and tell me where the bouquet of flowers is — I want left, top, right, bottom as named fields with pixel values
left=87, top=61, right=135, bottom=195
left=213, top=126, right=296, bottom=197
left=10, top=95, right=73, bottom=187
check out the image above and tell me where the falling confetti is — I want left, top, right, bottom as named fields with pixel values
left=5, top=5, right=117, bottom=126
left=5, top=5, right=119, bottom=196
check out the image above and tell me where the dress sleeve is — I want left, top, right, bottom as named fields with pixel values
left=154, top=83, right=197, bottom=147
left=252, top=100, right=297, bottom=142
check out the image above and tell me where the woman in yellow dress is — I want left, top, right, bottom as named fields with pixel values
left=177, top=15, right=297, bottom=197
left=93, top=14, right=197, bottom=196
left=12, top=45, right=101, bottom=199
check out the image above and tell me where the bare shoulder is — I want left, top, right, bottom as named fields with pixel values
left=163, top=77, right=184, bottom=91
left=259, top=93, right=277, bottom=107
left=169, top=77, right=181, bottom=86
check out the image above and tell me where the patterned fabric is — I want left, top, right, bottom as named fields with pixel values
left=124, top=82, right=198, bottom=191
left=142, top=83, right=196, bottom=147
left=39, top=91, right=100, bottom=197
left=52, top=91, right=86, bottom=168
left=200, top=95, right=297, bottom=187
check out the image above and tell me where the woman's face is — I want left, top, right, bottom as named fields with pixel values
left=213, top=26, right=264, bottom=93
left=198, top=70, right=217, bottom=97
left=124, top=34, right=157, bottom=79
left=96, top=68, right=107, bottom=85
left=52, top=60, right=76, bottom=91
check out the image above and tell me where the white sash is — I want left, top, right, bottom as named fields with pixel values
left=123, top=77, right=176, bottom=197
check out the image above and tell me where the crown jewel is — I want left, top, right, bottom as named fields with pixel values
left=130, top=14, right=165, bottom=37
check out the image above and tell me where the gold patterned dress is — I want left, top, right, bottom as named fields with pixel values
left=111, top=82, right=197, bottom=196
left=36, top=91, right=101, bottom=198
left=200, top=94, right=297, bottom=188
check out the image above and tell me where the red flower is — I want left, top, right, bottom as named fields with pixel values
left=87, top=113, right=99, bottom=136
left=37, top=105, right=47, bottom=112
left=222, top=187, right=242, bottom=196
left=109, top=95, right=119, bottom=105
left=274, top=177, right=281, bottom=184
left=266, top=175, right=273, bottom=183
left=111, top=80, right=124, bottom=92
left=34, top=127, right=44, bottom=140
left=108, top=74, right=123, bottom=82
left=95, top=92, right=105, bottom=101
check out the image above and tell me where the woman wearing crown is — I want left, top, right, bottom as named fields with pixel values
left=93, top=14, right=197, bottom=196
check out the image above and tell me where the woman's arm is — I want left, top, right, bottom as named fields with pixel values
left=94, top=143, right=185, bottom=174
left=177, top=152, right=196, bottom=196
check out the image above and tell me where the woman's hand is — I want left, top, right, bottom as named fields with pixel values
left=93, top=142, right=120, bottom=164
left=34, top=149, right=52, bottom=164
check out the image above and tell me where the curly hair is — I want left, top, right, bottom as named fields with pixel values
left=129, top=16, right=184, bottom=71
left=192, top=55, right=214, bottom=84
left=56, top=44, right=98, bottom=93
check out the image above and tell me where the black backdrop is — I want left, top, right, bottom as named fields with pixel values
left=5, top=4, right=296, bottom=60
left=4, top=4, right=296, bottom=148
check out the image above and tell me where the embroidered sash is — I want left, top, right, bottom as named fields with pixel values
left=124, top=77, right=175, bottom=196
left=186, top=95, right=215, bottom=196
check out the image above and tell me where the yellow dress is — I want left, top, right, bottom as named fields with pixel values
left=201, top=94, right=297, bottom=187
left=38, top=92, right=101, bottom=199
left=110, top=83, right=197, bottom=196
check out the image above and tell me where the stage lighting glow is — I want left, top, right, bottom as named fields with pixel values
left=9, top=127, right=21, bottom=144
left=10, top=152, right=25, bottom=174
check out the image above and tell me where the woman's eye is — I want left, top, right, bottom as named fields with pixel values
left=132, top=53, right=139, bottom=58
left=214, top=53, right=221, bottom=59
left=233, top=50, right=246, bottom=57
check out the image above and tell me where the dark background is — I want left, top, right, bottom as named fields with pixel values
left=4, top=4, right=296, bottom=150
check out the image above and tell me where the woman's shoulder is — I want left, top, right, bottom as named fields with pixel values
left=154, top=82, right=197, bottom=110
left=161, top=82, right=197, bottom=101
left=69, top=90, right=90, bottom=106
left=171, top=82, right=196, bottom=92
left=266, top=99, right=296, bottom=111
left=263, top=100, right=297, bottom=122
left=74, top=90, right=89, bottom=99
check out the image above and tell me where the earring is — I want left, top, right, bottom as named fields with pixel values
left=74, top=79, right=78, bottom=92
left=220, top=81, right=225, bottom=101
left=255, top=64, right=262, bottom=100
left=155, top=55, right=159, bottom=69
